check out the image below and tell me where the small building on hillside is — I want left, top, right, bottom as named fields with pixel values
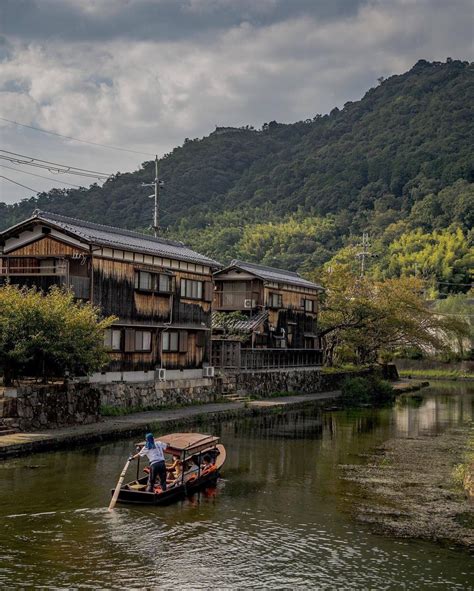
left=0, top=210, right=221, bottom=380
left=212, top=260, right=324, bottom=369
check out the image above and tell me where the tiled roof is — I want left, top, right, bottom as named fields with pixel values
left=212, top=309, right=269, bottom=333
left=225, top=259, right=323, bottom=290
left=5, top=210, right=221, bottom=268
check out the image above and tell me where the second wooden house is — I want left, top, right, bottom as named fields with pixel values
left=212, top=260, right=324, bottom=369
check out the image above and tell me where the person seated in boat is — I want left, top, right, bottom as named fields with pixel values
left=167, top=459, right=184, bottom=487
left=201, top=454, right=213, bottom=470
left=166, top=455, right=181, bottom=477
left=130, top=432, right=168, bottom=493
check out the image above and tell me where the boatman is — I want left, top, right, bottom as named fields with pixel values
left=130, top=433, right=168, bottom=493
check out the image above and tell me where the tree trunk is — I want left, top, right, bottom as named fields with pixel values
left=3, top=365, right=13, bottom=387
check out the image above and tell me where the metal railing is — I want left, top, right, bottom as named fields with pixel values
left=213, top=290, right=260, bottom=310
left=240, top=348, right=323, bottom=370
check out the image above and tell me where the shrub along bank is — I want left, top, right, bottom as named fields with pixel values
left=341, top=376, right=395, bottom=406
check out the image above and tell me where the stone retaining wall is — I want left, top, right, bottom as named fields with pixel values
left=99, top=377, right=217, bottom=410
left=395, top=359, right=474, bottom=372
left=1, top=366, right=385, bottom=431
left=1, top=383, right=101, bottom=430
left=235, top=367, right=375, bottom=397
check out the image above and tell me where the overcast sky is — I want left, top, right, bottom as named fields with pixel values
left=0, top=0, right=472, bottom=204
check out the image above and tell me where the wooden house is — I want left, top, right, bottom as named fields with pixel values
left=0, top=210, right=221, bottom=380
left=212, top=260, right=324, bottom=368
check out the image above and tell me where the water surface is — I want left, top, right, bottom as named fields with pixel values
left=0, top=382, right=473, bottom=589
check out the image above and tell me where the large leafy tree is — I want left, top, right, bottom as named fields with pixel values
left=0, top=285, right=116, bottom=385
left=316, top=266, right=469, bottom=366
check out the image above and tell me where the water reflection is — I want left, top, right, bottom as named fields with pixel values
left=0, top=382, right=472, bottom=589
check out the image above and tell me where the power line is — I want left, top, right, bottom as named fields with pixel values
left=0, top=175, right=40, bottom=193
left=0, top=164, right=83, bottom=188
left=0, top=149, right=111, bottom=180
left=435, top=281, right=473, bottom=287
left=0, top=115, right=155, bottom=157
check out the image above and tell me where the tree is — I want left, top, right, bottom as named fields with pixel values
left=435, top=294, right=473, bottom=357
left=316, top=265, right=469, bottom=366
left=380, top=227, right=473, bottom=294
left=0, top=284, right=117, bottom=385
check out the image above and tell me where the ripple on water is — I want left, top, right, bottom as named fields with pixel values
left=1, top=386, right=473, bottom=589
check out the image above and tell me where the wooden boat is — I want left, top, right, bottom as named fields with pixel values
left=111, top=432, right=226, bottom=505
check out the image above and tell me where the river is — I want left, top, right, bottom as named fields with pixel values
left=0, top=382, right=473, bottom=589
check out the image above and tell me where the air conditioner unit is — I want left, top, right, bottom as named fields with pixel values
left=244, top=299, right=255, bottom=309
left=203, top=366, right=215, bottom=378
left=156, top=368, right=167, bottom=381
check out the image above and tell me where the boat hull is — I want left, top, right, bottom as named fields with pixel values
left=113, top=470, right=220, bottom=505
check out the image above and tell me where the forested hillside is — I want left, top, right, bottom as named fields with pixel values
left=1, top=59, right=472, bottom=292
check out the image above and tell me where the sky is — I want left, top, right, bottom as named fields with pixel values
left=0, top=0, right=473, bottom=205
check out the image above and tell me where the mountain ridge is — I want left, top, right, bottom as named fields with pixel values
left=1, top=58, right=472, bottom=289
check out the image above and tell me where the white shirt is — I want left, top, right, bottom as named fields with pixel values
left=139, top=441, right=167, bottom=464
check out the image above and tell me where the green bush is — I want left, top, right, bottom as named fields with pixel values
left=341, top=375, right=395, bottom=406
left=0, top=284, right=116, bottom=385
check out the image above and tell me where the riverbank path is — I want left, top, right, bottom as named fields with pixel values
left=0, top=390, right=341, bottom=459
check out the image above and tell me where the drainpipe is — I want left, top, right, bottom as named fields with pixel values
left=160, top=291, right=174, bottom=370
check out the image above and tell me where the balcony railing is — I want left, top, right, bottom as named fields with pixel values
left=212, top=341, right=323, bottom=370
left=240, top=348, right=323, bottom=370
left=1, top=264, right=90, bottom=299
left=214, top=290, right=260, bottom=311
left=0, top=264, right=68, bottom=276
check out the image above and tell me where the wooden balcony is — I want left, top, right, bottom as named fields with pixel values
left=0, top=263, right=90, bottom=299
left=213, top=290, right=260, bottom=311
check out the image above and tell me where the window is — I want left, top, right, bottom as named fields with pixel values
left=162, top=331, right=179, bottom=352
left=104, top=329, right=121, bottom=351
left=268, top=292, right=283, bottom=308
left=159, top=274, right=171, bottom=292
left=162, top=331, right=188, bottom=353
left=135, top=330, right=152, bottom=351
left=134, top=270, right=172, bottom=293
left=137, top=270, right=152, bottom=290
left=180, top=278, right=203, bottom=300
left=124, top=329, right=152, bottom=352
left=302, top=299, right=315, bottom=312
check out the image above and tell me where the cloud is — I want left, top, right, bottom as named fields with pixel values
left=1, top=0, right=363, bottom=42
left=0, top=0, right=472, bottom=204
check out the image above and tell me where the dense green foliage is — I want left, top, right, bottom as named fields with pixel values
left=340, top=375, right=395, bottom=406
left=0, top=285, right=116, bottom=384
left=1, top=59, right=472, bottom=289
left=318, top=266, right=470, bottom=366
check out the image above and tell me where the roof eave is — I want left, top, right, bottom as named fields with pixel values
left=0, top=214, right=92, bottom=247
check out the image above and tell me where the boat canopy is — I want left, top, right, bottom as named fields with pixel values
left=136, top=433, right=220, bottom=458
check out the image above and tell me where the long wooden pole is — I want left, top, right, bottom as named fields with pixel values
left=108, top=458, right=131, bottom=511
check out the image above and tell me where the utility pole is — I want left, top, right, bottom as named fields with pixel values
left=141, top=155, right=161, bottom=237
left=356, top=231, right=371, bottom=276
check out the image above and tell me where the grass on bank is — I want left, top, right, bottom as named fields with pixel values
left=399, top=369, right=474, bottom=380
left=452, top=433, right=474, bottom=495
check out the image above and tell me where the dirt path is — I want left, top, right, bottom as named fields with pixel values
left=342, top=422, right=474, bottom=549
